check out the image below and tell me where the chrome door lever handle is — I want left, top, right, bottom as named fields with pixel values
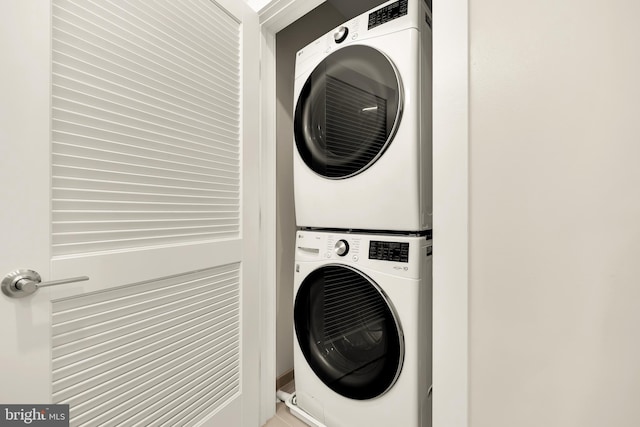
left=2, top=269, right=89, bottom=298
left=15, top=276, right=89, bottom=292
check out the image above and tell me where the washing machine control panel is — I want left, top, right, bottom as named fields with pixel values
left=368, top=240, right=409, bottom=263
left=334, top=239, right=350, bottom=256
left=326, top=235, right=360, bottom=260
left=296, top=231, right=430, bottom=279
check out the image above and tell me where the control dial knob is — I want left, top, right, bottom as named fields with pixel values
left=334, top=26, right=349, bottom=43
left=334, top=239, right=350, bottom=257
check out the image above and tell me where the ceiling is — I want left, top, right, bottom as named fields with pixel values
left=244, top=0, right=271, bottom=12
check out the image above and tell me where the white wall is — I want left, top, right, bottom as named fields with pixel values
left=274, top=3, right=345, bottom=377
left=468, top=1, right=640, bottom=426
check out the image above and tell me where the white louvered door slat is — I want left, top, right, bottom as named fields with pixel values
left=0, top=1, right=260, bottom=426
left=51, top=265, right=241, bottom=425
left=52, top=0, right=242, bottom=256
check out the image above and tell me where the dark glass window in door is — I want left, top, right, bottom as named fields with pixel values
left=294, top=265, right=404, bottom=400
left=294, top=45, right=402, bottom=178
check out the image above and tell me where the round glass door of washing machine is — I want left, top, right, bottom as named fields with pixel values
left=294, top=264, right=404, bottom=400
left=294, top=45, right=403, bottom=179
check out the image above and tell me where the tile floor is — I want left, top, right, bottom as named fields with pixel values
left=262, top=402, right=310, bottom=427
left=262, top=381, right=311, bottom=427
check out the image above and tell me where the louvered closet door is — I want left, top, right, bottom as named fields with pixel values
left=0, top=1, right=260, bottom=426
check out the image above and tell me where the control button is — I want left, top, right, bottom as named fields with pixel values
left=334, top=240, right=350, bottom=257
left=325, top=252, right=332, bottom=258
left=334, top=26, right=349, bottom=43
left=325, top=47, right=332, bottom=53
left=351, top=33, right=358, bottom=40
left=352, top=255, right=359, bottom=262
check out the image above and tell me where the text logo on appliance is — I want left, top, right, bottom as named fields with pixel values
left=1, top=405, right=69, bottom=426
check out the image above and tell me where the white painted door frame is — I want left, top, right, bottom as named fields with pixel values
left=256, top=1, right=324, bottom=423
left=431, top=1, right=470, bottom=427
left=256, top=1, right=470, bottom=426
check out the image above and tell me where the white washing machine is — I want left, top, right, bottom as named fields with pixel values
left=293, top=0, right=432, bottom=232
left=293, top=229, right=432, bottom=427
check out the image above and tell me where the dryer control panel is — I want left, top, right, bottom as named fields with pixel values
left=368, top=0, right=408, bottom=30
left=294, top=0, right=429, bottom=79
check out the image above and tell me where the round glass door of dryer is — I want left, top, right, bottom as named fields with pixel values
left=294, top=264, right=404, bottom=400
left=294, top=45, right=403, bottom=179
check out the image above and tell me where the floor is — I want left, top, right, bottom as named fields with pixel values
left=262, top=381, right=310, bottom=427
left=263, top=402, right=310, bottom=427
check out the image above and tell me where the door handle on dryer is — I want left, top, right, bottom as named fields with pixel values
left=1, top=269, right=89, bottom=298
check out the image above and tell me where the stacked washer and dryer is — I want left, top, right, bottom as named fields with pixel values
left=291, top=1, right=432, bottom=426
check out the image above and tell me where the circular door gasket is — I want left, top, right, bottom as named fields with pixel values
left=294, top=45, right=403, bottom=179
left=294, top=264, right=404, bottom=400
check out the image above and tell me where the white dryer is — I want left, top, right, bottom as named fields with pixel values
left=293, top=230, right=432, bottom=427
left=293, top=0, right=432, bottom=232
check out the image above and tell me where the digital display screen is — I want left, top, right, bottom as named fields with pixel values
left=368, top=0, right=409, bottom=30
left=369, top=241, right=410, bottom=263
